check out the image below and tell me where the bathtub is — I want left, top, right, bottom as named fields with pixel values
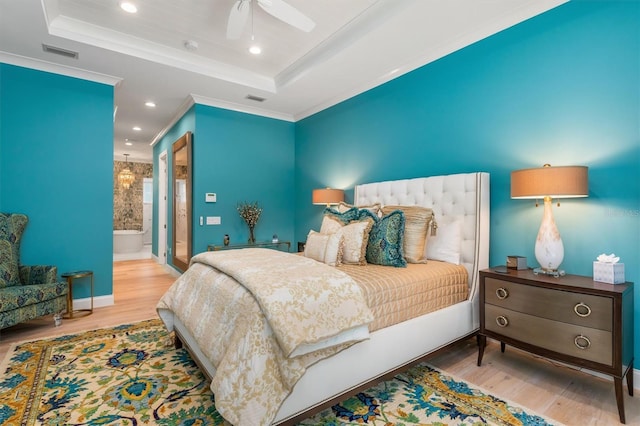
left=113, top=230, right=144, bottom=254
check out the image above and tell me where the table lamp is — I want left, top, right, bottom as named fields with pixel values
left=511, top=164, right=588, bottom=276
left=312, top=188, right=344, bottom=207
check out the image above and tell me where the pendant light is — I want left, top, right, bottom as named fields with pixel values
left=118, top=154, right=135, bottom=189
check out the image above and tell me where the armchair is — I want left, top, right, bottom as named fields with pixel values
left=0, top=213, right=68, bottom=330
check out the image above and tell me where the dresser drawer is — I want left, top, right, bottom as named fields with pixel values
left=485, top=304, right=613, bottom=365
left=485, top=278, right=612, bottom=331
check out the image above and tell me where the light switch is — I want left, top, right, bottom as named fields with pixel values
left=205, top=193, right=217, bottom=203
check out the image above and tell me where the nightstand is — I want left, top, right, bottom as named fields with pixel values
left=207, top=241, right=291, bottom=252
left=477, top=268, right=634, bottom=424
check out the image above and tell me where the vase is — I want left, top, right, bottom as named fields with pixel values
left=248, top=226, right=255, bottom=244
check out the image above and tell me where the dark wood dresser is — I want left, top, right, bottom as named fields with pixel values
left=477, top=267, right=634, bottom=423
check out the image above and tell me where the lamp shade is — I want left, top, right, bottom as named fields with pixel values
left=511, top=165, right=588, bottom=199
left=312, top=188, right=344, bottom=205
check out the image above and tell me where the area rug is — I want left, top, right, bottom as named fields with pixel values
left=0, top=319, right=561, bottom=425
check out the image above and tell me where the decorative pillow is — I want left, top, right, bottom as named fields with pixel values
left=0, top=213, right=28, bottom=288
left=425, top=215, right=463, bottom=265
left=381, top=205, right=434, bottom=263
left=336, top=202, right=382, bottom=218
left=323, top=206, right=361, bottom=224
left=335, top=218, right=374, bottom=265
left=304, top=231, right=344, bottom=266
left=365, top=210, right=407, bottom=267
left=319, top=215, right=344, bottom=234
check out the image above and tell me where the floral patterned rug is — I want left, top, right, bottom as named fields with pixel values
left=0, top=319, right=562, bottom=425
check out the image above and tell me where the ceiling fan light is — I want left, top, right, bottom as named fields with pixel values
left=119, top=2, right=137, bottom=13
left=249, top=45, right=262, bottom=55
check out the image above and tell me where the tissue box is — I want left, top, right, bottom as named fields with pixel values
left=593, top=261, right=625, bottom=284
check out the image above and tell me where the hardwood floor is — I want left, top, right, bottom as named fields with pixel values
left=0, top=259, right=175, bottom=360
left=1, top=259, right=637, bottom=425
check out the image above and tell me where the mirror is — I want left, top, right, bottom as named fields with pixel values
left=172, top=131, right=192, bottom=271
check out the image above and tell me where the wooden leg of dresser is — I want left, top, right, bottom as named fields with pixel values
left=614, top=377, right=626, bottom=424
left=477, top=335, right=486, bottom=366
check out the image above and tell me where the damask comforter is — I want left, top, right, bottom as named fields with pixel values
left=156, top=248, right=374, bottom=426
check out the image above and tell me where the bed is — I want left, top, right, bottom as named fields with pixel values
left=157, top=171, right=490, bottom=425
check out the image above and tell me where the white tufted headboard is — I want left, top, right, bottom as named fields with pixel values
left=354, top=172, right=490, bottom=300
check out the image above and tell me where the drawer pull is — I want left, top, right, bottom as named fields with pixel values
left=574, top=302, right=592, bottom=318
left=574, top=335, right=591, bottom=350
left=495, top=287, right=509, bottom=300
left=495, top=316, right=509, bottom=327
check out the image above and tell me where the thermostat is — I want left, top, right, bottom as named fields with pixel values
left=205, top=193, right=217, bottom=203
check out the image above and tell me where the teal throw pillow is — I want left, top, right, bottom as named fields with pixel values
left=323, top=206, right=361, bottom=224
left=365, top=209, right=407, bottom=268
left=0, top=213, right=28, bottom=288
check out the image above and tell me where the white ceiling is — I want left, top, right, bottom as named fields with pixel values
left=0, top=0, right=567, bottom=163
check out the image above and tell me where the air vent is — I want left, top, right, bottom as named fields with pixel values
left=42, top=44, right=79, bottom=59
left=245, top=94, right=266, bottom=102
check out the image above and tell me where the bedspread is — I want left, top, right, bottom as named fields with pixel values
left=156, top=248, right=373, bottom=425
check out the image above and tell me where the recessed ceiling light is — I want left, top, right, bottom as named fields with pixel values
left=249, top=45, right=262, bottom=55
left=133, top=126, right=141, bottom=131
left=125, top=142, right=133, bottom=146
left=145, top=101, right=156, bottom=108
left=120, top=2, right=137, bottom=13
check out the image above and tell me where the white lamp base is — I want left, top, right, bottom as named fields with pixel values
left=534, top=197, right=565, bottom=276
left=533, top=267, right=566, bottom=277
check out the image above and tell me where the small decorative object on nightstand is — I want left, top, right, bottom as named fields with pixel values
left=506, top=255, right=527, bottom=270
left=237, top=201, right=262, bottom=244
left=272, top=234, right=278, bottom=243
left=477, top=268, right=634, bottom=423
left=223, top=234, right=230, bottom=246
left=593, top=253, right=625, bottom=284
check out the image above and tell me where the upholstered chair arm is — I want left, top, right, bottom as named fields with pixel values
left=19, top=265, right=58, bottom=285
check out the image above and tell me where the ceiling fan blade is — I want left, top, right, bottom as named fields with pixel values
left=256, top=0, right=315, bottom=32
left=226, top=0, right=250, bottom=39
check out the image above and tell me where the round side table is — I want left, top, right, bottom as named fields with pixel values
left=61, top=270, right=94, bottom=319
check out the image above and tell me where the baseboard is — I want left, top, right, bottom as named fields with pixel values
left=71, top=294, right=114, bottom=311
left=162, top=264, right=182, bottom=278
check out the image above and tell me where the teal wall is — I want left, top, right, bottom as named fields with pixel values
left=0, top=64, right=114, bottom=298
left=192, top=105, right=295, bottom=254
left=152, top=104, right=295, bottom=266
left=295, top=0, right=639, bottom=359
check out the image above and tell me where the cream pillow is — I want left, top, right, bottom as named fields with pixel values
left=337, top=218, right=374, bottom=265
left=425, top=215, right=463, bottom=265
left=320, top=215, right=343, bottom=234
left=382, top=205, right=434, bottom=263
left=304, top=231, right=344, bottom=266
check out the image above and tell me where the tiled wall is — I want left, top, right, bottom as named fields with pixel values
left=113, top=160, right=153, bottom=230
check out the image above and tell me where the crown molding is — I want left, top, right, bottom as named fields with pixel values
left=0, top=51, right=121, bottom=86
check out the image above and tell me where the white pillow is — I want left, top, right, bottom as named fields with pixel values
left=304, top=231, right=344, bottom=266
left=425, top=216, right=463, bottom=265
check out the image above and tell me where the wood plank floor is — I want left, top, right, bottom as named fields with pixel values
left=1, top=259, right=637, bottom=425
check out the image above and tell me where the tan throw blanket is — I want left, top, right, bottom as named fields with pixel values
left=157, top=248, right=373, bottom=425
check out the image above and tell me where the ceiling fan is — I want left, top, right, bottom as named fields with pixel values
left=226, top=0, right=316, bottom=39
